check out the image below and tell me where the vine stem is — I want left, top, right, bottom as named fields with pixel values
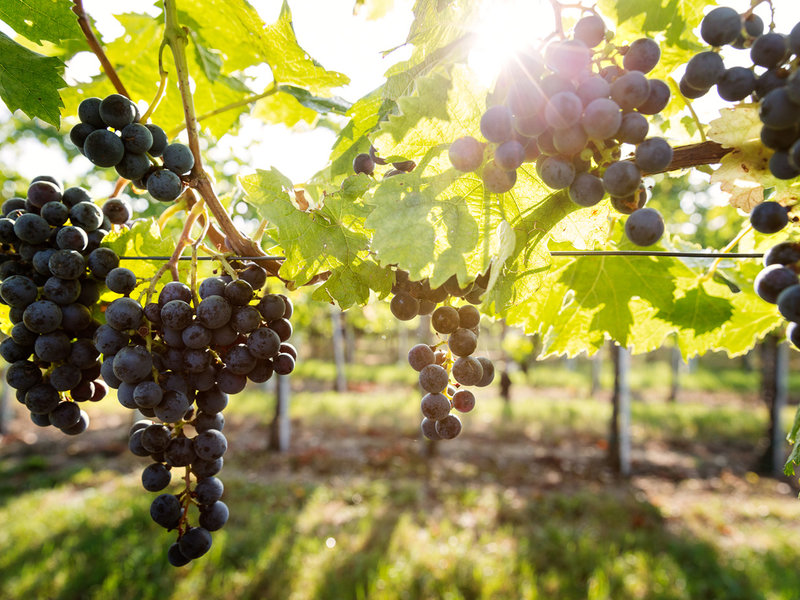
left=700, top=223, right=754, bottom=282
left=167, top=83, right=280, bottom=138
left=72, top=0, right=130, bottom=98
left=162, top=0, right=281, bottom=276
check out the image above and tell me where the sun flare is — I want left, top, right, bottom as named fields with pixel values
left=467, top=0, right=558, bottom=87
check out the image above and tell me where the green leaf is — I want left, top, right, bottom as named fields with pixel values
left=101, top=218, right=175, bottom=280
left=241, top=168, right=372, bottom=294
left=0, top=0, right=82, bottom=45
left=0, top=32, right=64, bottom=127
left=180, top=0, right=348, bottom=94
left=61, top=13, right=252, bottom=139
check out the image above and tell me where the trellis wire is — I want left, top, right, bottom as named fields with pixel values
left=117, top=255, right=284, bottom=261
left=113, top=252, right=765, bottom=260
left=549, top=251, right=764, bottom=258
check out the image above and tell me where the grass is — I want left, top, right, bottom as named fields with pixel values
left=2, top=358, right=800, bottom=599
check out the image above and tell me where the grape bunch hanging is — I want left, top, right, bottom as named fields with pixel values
left=448, top=14, right=674, bottom=247
left=391, top=271, right=494, bottom=440
left=70, top=94, right=194, bottom=201
left=95, top=269, right=296, bottom=566
left=681, top=7, right=800, bottom=181
left=0, top=177, right=117, bottom=434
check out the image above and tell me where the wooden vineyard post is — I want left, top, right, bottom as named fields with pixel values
left=330, top=305, right=347, bottom=393
left=609, top=342, right=631, bottom=476
left=268, top=375, right=291, bottom=452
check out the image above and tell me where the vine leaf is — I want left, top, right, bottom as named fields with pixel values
left=708, top=106, right=800, bottom=210
left=101, top=218, right=174, bottom=280
left=0, top=0, right=82, bottom=45
left=241, top=168, right=374, bottom=306
left=0, top=32, right=65, bottom=127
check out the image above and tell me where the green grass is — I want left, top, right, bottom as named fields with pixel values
left=0, top=464, right=799, bottom=600
left=2, top=359, right=799, bottom=599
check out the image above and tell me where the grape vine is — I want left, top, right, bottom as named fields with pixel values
left=1, top=0, right=800, bottom=568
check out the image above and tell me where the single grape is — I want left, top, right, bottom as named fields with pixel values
left=146, top=124, right=168, bottom=156
left=69, top=201, right=104, bottom=232
left=716, top=67, right=756, bottom=102
left=603, top=161, right=641, bottom=198
left=625, top=207, right=664, bottom=246
left=78, top=97, right=105, bottom=128
left=27, top=180, right=62, bottom=208
left=475, top=356, right=494, bottom=386
left=777, top=284, right=800, bottom=322
left=678, top=77, right=709, bottom=100
left=419, top=364, right=449, bottom=393
left=435, top=414, right=462, bottom=439
left=576, top=76, right=611, bottom=106
left=448, top=328, right=477, bottom=357
left=162, top=143, right=195, bottom=175
left=755, top=264, right=799, bottom=304
left=194, top=430, right=227, bottom=461
left=178, top=527, right=212, bottom=560
left=353, top=153, right=375, bottom=175
left=70, top=122, right=96, bottom=150
left=421, top=417, right=442, bottom=440
left=480, top=105, right=513, bottom=143
left=636, top=79, right=671, bottom=115
left=684, top=51, right=725, bottom=90
left=83, top=129, right=125, bottom=168
left=147, top=168, right=183, bottom=202
left=615, top=112, right=649, bottom=145
left=544, top=92, right=583, bottom=129
left=544, top=39, right=591, bottom=77
left=421, top=392, right=451, bottom=420
left=105, top=267, right=137, bottom=295
left=750, top=201, right=789, bottom=234
left=115, top=151, right=152, bottom=180
left=142, top=463, right=172, bottom=492
left=552, top=125, right=588, bottom=156
left=99, top=94, right=138, bottom=129
left=452, top=389, right=476, bottom=412
left=150, top=493, right=182, bottom=529
left=573, top=14, right=606, bottom=48
left=432, top=306, right=460, bottom=334
left=623, top=38, right=660, bottom=74
left=198, top=501, right=228, bottom=531
left=581, top=98, right=622, bottom=140
left=408, top=344, right=435, bottom=371
left=452, top=356, right=483, bottom=386
left=750, top=32, right=789, bottom=69
left=390, top=292, right=418, bottom=321
left=700, top=7, right=743, bottom=47
left=537, top=156, right=575, bottom=190
left=764, top=242, right=800, bottom=267
left=769, top=151, right=800, bottom=181
left=448, top=136, right=484, bottom=172
left=634, top=137, right=673, bottom=172
left=568, top=172, right=605, bottom=207
left=610, top=71, right=650, bottom=110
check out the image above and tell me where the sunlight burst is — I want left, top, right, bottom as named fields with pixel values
left=467, top=0, right=557, bottom=87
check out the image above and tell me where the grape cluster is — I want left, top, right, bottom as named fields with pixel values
left=389, top=270, right=494, bottom=439
left=408, top=302, right=494, bottom=441
left=95, top=268, right=295, bottom=566
left=352, top=146, right=416, bottom=178
left=0, top=176, right=114, bottom=433
left=685, top=8, right=800, bottom=180
left=448, top=14, right=672, bottom=246
left=70, top=94, right=193, bottom=201
left=754, top=240, right=800, bottom=348
left=389, top=270, right=488, bottom=321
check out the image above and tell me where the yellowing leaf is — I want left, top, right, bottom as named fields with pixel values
left=707, top=106, right=762, bottom=148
